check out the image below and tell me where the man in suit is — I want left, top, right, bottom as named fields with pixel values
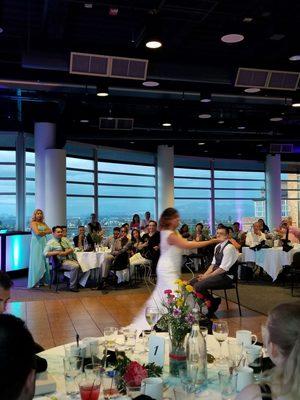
left=73, top=226, right=94, bottom=251
left=190, top=226, right=238, bottom=317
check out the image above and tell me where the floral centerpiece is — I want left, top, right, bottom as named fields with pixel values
left=157, top=279, right=210, bottom=376
left=114, top=351, right=163, bottom=393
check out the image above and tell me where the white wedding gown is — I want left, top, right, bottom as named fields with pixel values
left=131, top=230, right=183, bottom=331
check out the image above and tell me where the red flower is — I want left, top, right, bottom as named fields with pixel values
left=123, top=361, right=148, bottom=387
left=205, top=300, right=212, bottom=308
left=195, top=292, right=205, bottom=299
left=164, top=289, right=172, bottom=295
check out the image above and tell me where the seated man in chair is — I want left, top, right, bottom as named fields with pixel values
left=190, top=226, right=238, bottom=317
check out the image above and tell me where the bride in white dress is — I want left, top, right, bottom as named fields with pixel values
left=131, top=208, right=220, bottom=331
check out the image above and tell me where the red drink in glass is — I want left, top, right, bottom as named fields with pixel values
left=79, top=384, right=101, bottom=400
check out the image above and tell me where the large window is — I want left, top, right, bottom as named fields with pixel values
left=281, top=173, right=300, bottom=225
left=25, top=151, right=35, bottom=229
left=66, top=157, right=95, bottom=237
left=98, top=161, right=156, bottom=235
left=0, top=150, right=16, bottom=230
left=215, top=170, right=265, bottom=231
left=175, top=168, right=212, bottom=232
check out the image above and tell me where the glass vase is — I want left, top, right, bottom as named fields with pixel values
left=168, top=325, right=187, bottom=377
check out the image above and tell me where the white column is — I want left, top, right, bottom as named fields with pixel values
left=157, top=145, right=174, bottom=217
left=45, top=149, right=66, bottom=228
left=16, top=132, right=25, bottom=230
left=265, top=154, right=281, bottom=229
left=34, top=122, right=56, bottom=211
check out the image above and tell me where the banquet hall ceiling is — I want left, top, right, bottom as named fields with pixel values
left=0, top=0, right=300, bottom=160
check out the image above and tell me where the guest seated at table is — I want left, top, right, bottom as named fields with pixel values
left=278, top=218, right=300, bottom=243
left=258, top=218, right=270, bottom=233
left=131, top=229, right=148, bottom=253
left=179, top=224, right=192, bottom=239
left=130, top=214, right=141, bottom=230
left=88, top=213, right=104, bottom=244
left=142, top=220, right=160, bottom=273
left=61, top=225, right=74, bottom=245
left=246, top=222, right=266, bottom=248
left=0, top=314, right=37, bottom=400
left=193, top=222, right=210, bottom=241
left=228, top=226, right=242, bottom=251
left=121, top=223, right=131, bottom=240
left=190, top=226, right=238, bottom=317
left=237, top=301, right=300, bottom=400
left=98, top=227, right=121, bottom=287
left=73, top=225, right=94, bottom=250
left=44, top=226, right=88, bottom=292
left=102, top=226, right=120, bottom=248
left=141, top=211, right=151, bottom=230
left=232, top=222, right=246, bottom=244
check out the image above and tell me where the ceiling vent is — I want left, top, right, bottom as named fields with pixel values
left=235, top=68, right=300, bottom=91
left=99, top=117, right=134, bottom=130
left=270, top=144, right=294, bottom=153
left=70, top=52, right=148, bottom=80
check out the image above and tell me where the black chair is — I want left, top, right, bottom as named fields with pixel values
left=49, top=255, right=69, bottom=292
left=291, top=252, right=300, bottom=296
left=109, top=252, right=132, bottom=289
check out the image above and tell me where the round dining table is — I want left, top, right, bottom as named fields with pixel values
left=36, top=334, right=228, bottom=399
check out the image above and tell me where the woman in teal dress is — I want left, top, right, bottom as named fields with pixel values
left=27, top=209, right=52, bottom=288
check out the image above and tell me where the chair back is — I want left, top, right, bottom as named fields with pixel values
left=228, top=261, right=239, bottom=281
left=292, top=252, right=300, bottom=269
left=112, top=252, right=129, bottom=271
left=49, top=255, right=62, bottom=270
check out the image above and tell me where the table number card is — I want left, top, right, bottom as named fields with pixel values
left=148, top=335, right=165, bottom=367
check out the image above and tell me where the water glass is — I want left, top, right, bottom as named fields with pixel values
left=145, top=307, right=160, bottom=332
left=90, top=341, right=107, bottom=367
left=227, top=338, right=244, bottom=369
left=126, top=384, right=142, bottom=399
left=245, top=345, right=263, bottom=381
left=102, top=369, right=120, bottom=400
left=123, top=328, right=137, bottom=354
left=173, top=386, right=195, bottom=400
left=63, top=356, right=83, bottom=396
left=218, top=370, right=237, bottom=399
left=212, top=321, right=229, bottom=361
left=103, top=327, right=118, bottom=347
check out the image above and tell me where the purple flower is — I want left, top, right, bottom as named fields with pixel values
left=173, top=308, right=182, bottom=318
left=185, top=312, right=196, bottom=325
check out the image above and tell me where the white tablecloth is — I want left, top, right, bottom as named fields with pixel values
left=75, top=250, right=110, bottom=273
left=242, top=244, right=300, bottom=281
left=37, top=334, right=224, bottom=399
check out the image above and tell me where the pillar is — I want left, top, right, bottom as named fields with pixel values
left=34, top=122, right=56, bottom=211
left=16, top=132, right=25, bottom=230
left=45, top=149, right=66, bottom=228
left=265, top=154, right=281, bottom=229
left=157, top=145, right=174, bottom=217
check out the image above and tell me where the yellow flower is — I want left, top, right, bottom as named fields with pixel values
left=182, top=280, right=188, bottom=285
left=174, top=279, right=183, bottom=285
left=185, top=284, right=194, bottom=293
left=176, top=299, right=184, bottom=307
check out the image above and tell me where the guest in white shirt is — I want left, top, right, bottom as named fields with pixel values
left=246, top=222, right=266, bottom=248
left=190, top=226, right=238, bottom=317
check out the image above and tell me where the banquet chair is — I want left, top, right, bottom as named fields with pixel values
left=290, top=252, right=300, bottom=296
left=109, top=252, right=132, bottom=289
left=49, top=255, right=70, bottom=292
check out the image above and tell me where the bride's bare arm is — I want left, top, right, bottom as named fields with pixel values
left=168, top=233, right=220, bottom=249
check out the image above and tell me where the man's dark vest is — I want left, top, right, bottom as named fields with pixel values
left=212, top=241, right=238, bottom=277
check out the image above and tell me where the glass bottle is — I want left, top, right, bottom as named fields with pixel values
left=186, top=308, right=207, bottom=386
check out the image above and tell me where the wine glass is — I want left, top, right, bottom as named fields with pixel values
left=145, top=307, right=160, bottom=334
left=212, top=321, right=229, bottom=363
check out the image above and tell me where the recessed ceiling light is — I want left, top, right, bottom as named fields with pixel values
left=221, top=33, right=244, bottom=43
left=198, top=142, right=205, bottom=146
left=237, top=153, right=242, bottom=156
left=218, top=120, right=225, bottom=124
left=142, top=81, right=159, bottom=87
left=162, top=122, right=171, bottom=127
left=130, top=141, right=135, bottom=144
left=0, top=27, right=3, bottom=34
left=257, top=144, right=263, bottom=147
left=200, top=93, right=211, bottom=103
left=96, top=89, right=109, bottom=97
left=270, top=117, right=283, bottom=122
left=237, top=126, right=246, bottom=130
left=204, top=150, right=208, bottom=153
left=80, top=119, right=89, bottom=123
left=200, top=98, right=211, bottom=103
left=146, top=40, right=162, bottom=49
left=292, top=102, right=300, bottom=107
left=244, top=87, right=261, bottom=93
left=198, top=113, right=211, bottom=119
left=289, top=55, right=300, bottom=61
left=243, top=17, right=253, bottom=23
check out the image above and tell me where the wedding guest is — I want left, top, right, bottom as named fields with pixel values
left=61, top=225, right=74, bottom=245
left=130, top=214, right=141, bottom=230
left=44, top=226, right=83, bottom=292
left=193, top=223, right=210, bottom=241
left=0, top=271, right=12, bottom=313
left=0, top=314, right=36, bottom=400
left=142, top=220, right=160, bottom=273
left=131, top=229, right=147, bottom=253
left=73, top=226, right=94, bottom=250
left=27, top=209, right=52, bottom=288
left=102, top=227, right=120, bottom=248
left=237, top=301, right=300, bottom=400
left=258, top=218, right=270, bottom=233
left=246, top=222, right=266, bottom=248
left=88, top=213, right=104, bottom=243
left=278, top=221, right=299, bottom=244
left=141, top=211, right=151, bottom=229
left=232, top=222, right=245, bottom=244
left=121, top=223, right=131, bottom=240
left=190, top=226, right=239, bottom=317
left=228, top=226, right=242, bottom=251
left=179, top=224, right=192, bottom=239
